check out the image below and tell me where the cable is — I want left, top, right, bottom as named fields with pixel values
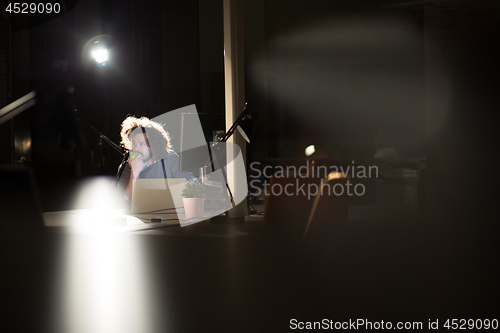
left=133, top=207, right=183, bottom=214
left=136, top=217, right=180, bottom=223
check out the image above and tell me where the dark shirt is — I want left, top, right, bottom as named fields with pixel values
left=117, top=150, right=196, bottom=193
left=139, top=151, right=197, bottom=180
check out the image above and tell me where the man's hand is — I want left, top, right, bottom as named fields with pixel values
left=129, top=155, right=144, bottom=179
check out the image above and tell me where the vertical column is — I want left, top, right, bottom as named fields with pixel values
left=224, top=0, right=247, bottom=217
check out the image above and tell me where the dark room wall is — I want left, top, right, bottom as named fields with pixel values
left=424, top=0, right=500, bottom=214
left=199, top=0, right=224, bottom=115
left=244, top=0, right=425, bottom=159
left=2, top=0, right=499, bottom=214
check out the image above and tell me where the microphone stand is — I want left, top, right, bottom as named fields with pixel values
left=219, top=103, right=251, bottom=143
left=73, top=109, right=129, bottom=182
left=206, top=103, right=253, bottom=209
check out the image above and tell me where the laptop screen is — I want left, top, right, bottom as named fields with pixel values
left=131, top=178, right=186, bottom=215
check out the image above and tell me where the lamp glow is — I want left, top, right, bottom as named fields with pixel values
left=92, top=48, right=109, bottom=64
left=305, top=145, right=315, bottom=157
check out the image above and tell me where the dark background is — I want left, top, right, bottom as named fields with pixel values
left=0, top=0, right=499, bottom=213
left=1, top=1, right=499, bottom=329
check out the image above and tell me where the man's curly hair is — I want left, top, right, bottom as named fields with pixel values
left=120, top=116, right=172, bottom=159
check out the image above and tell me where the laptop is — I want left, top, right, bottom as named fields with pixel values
left=131, top=178, right=187, bottom=224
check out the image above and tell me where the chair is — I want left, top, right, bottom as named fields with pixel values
left=303, top=172, right=349, bottom=241
left=263, top=175, right=322, bottom=238
left=263, top=171, right=348, bottom=242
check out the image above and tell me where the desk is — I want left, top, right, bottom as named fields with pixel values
left=2, top=211, right=498, bottom=332
left=2, top=215, right=322, bottom=333
left=42, top=209, right=232, bottom=232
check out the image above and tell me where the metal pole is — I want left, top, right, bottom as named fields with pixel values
left=223, top=0, right=247, bottom=217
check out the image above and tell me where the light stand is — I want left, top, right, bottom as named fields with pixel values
left=73, top=109, right=129, bottom=182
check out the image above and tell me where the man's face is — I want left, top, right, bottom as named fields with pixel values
left=131, top=132, right=152, bottom=162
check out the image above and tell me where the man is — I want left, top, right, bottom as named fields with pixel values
left=118, top=116, right=196, bottom=203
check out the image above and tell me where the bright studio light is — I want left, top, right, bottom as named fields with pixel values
left=91, top=41, right=109, bottom=64
left=59, top=230, right=154, bottom=332
left=305, top=145, right=315, bottom=157
left=92, top=48, right=108, bottom=64
left=72, top=176, right=127, bottom=211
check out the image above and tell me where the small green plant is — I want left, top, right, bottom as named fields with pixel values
left=181, top=181, right=206, bottom=198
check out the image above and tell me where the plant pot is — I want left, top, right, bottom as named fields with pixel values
left=182, top=197, right=205, bottom=220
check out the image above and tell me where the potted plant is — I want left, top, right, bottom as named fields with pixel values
left=181, top=181, right=206, bottom=220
